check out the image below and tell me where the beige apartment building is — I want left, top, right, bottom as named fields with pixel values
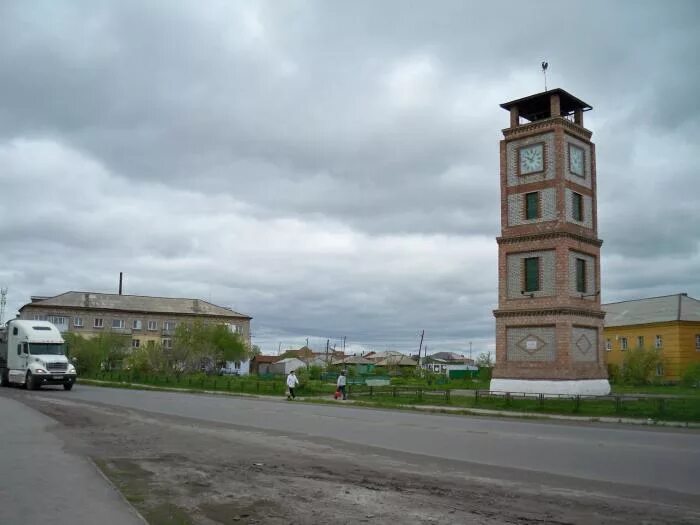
left=18, top=291, right=252, bottom=350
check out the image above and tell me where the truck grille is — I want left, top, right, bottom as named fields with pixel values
left=47, top=362, right=68, bottom=371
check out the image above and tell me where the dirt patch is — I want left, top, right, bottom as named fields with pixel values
left=10, top=391, right=700, bottom=525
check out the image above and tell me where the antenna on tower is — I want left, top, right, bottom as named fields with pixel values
left=541, top=60, right=549, bottom=91
left=0, top=287, right=7, bottom=325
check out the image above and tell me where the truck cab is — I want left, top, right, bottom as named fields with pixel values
left=0, top=320, right=77, bottom=390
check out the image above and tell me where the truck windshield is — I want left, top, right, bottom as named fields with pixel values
left=28, top=343, right=66, bottom=356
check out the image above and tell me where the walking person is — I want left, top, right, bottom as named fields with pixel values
left=286, top=370, right=299, bottom=400
left=336, top=370, right=347, bottom=400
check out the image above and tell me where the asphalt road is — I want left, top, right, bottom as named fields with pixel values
left=53, top=385, right=700, bottom=498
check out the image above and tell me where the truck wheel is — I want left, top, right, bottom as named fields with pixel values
left=0, top=371, right=9, bottom=387
left=63, top=382, right=73, bottom=391
left=25, top=372, right=35, bottom=390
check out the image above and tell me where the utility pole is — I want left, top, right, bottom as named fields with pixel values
left=306, top=337, right=309, bottom=348
left=343, top=335, right=346, bottom=353
left=469, top=341, right=473, bottom=362
left=417, top=329, right=425, bottom=370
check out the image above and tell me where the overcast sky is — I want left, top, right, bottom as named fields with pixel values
left=1, top=1, right=698, bottom=356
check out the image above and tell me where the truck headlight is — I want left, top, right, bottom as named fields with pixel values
left=35, top=369, right=47, bottom=374
left=68, top=365, right=76, bottom=374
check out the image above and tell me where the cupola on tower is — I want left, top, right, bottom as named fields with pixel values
left=490, top=89, right=610, bottom=395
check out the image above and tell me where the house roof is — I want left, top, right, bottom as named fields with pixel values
left=273, top=357, right=306, bottom=365
left=603, top=293, right=700, bottom=327
left=364, top=350, right=404, bottom=361
left=20, top=291, right=251, bottom=319
left=332, top=355, right=374, bottom=365
left=252, top=355, right=278, bottom=363
left=429, top=351, right=467, bottom=362
left=375, top=355, right=418, bottom=367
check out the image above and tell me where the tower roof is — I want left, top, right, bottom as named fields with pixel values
left=500, top=88, right=592, bottom=122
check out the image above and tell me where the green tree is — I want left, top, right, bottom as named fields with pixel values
left=125, top=341, right=166, bottom=374
left=621, top=347, right=664, bottom=385
left=210, top=324, right=247, bottom=363
left=476, top=352, right=494, bottom=368
left=64, top=331, right=130, bottom=374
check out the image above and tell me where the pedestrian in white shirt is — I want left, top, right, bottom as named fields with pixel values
left=336, top=370, right=347, bottom=400
left=286, top=370, right=300, bottom=400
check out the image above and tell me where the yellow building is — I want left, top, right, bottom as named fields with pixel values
left=603, top=293, right=700, bottom=381
left=18, top=291, right=252, bottom=350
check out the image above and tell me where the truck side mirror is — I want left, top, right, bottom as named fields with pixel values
left=22, top=343, right=28, bottom=354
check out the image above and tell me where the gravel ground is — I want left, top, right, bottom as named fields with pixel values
left=8, top=389, right=700, bottom=525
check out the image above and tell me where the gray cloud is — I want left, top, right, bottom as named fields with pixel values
left=1, top=0, right=699, bottom=355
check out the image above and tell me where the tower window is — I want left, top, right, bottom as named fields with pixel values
left=525, top=192, right=540, bottom=220
left=575, top=258, right=586, bottom=293
left=620, top=337, right=628, bottom=350
left=637, top=336, right=645, bottom=349
left=572, top=192, right=584, bottom=222
left=523, top=257, right=540, bottom=292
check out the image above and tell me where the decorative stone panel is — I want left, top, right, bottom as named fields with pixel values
left=507, top=326, right=556, bottom=362
left=506, top=132, right=555, bottom=187
left=506, top=250, right=556, bottom=299
left=564, top=135, right=592, bottom=189
left=565, top=189, right=593, bottom=228
left=568, top=251, right=596, bottom=297
left=571, top=326, right=598, bottom=362
left=507, top=188, right=557, bottom=226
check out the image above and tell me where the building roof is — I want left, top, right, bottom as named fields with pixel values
left=500, top=88, right=592, bottom=122
left=375, top=355, right=418, bottom=367
left=429, top=351, right=468, bottom=362
left=364, top=350, right=404, bottom=361
left=332, top=355, right=375, bottom=365
left=603, top=293, right=700, bottom=327
left=251, top=355, right=278, bottom=363
left=21, top=291, right=251, bottom=319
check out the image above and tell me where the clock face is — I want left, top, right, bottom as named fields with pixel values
left=519, top=144, right=544, bottom=175
left=569, top=145, right=584, bottom=176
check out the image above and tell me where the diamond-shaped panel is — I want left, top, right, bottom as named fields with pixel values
left=516, top=334, right=546, bottom=356
left=575, top=334, right=593, bottom=355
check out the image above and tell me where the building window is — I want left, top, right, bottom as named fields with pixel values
left=572, top=192, right=584, bottom=221
left=523, top=257, right=540, bottom=293
left=112, top=319, right=125, bottom=329
left=132, top=339, right=140, bottom=348
left=605, top=339, right=612, bottom=351
left=94, top=318, right=104, bottom=328
left=637, top=336, right=645, bottom=349
left=148, top=320, right=158, bottom=331
left=575, top=258, right=586, bottom=293
left=696, top=334, right=700, bottom=350
left=32, top=314, right=47, bottom=321
left=656, top=363, right=664, bottom=377
left=620, top=337, right=628, bottom=351
left=73, top=317, right=83, bottom=328
left=133, top=319, right=143, bottom=330
left=164, top=321, right=176, bottom=331
left=162, top=338, right=173, bottom=350
left=525, top=192, right=540, bottom=220
left=49, top=316, right=67, bottom=326
left=655, top=335, right=663, bottom=349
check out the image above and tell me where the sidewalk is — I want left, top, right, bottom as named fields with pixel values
left=0, top=395, right=146, bottom=525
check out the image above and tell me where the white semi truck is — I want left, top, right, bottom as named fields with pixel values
left=0, top=319, right=77, bottom=390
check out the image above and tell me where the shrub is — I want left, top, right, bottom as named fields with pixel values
left=681, top=363, right=700, bottom=387
left=621, top=347, right=664, bottom=386
left=607, top=363, right=621, bottom=384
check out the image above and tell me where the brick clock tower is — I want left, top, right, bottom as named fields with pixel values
left=490, top=89, right=610, bottom=395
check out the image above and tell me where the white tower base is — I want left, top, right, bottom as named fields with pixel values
left=489, top=379, right=611, bottom=396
